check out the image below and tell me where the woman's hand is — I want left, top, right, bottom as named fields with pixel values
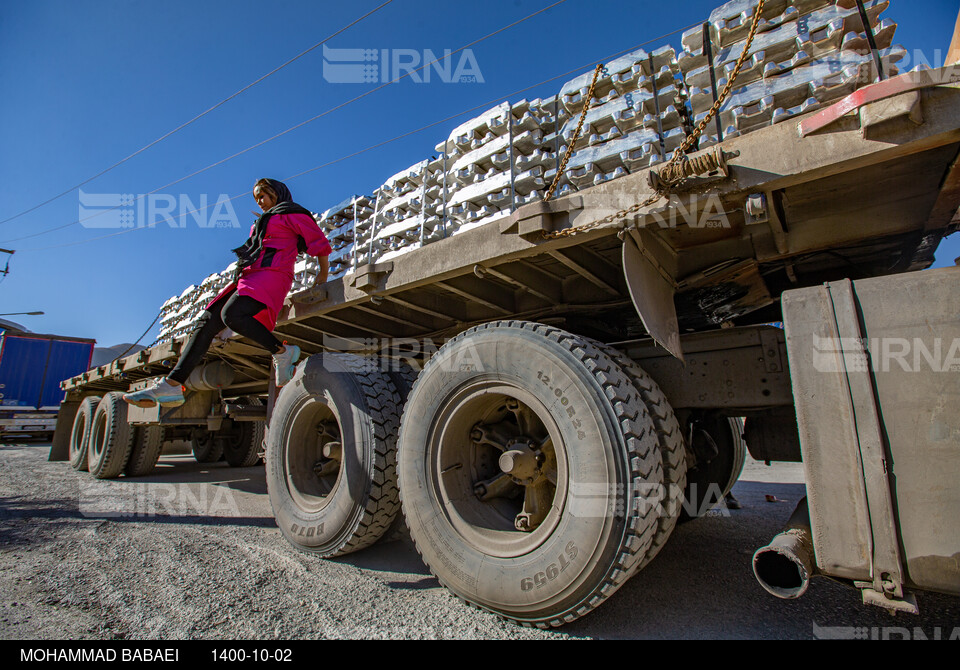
left=314, top=255, right=330, bottom=286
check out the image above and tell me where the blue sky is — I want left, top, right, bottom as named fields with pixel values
left=0, top=0, right=957, bottom=345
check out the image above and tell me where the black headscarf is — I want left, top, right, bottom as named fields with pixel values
left=232, top=178, right=312, bottom=276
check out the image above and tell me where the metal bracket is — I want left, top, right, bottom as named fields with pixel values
left=745, top=191, right=790, bottom=256
left=745, top=193, right=769, bottom=226
left=350, top=262, right=394, bottom=293
left=758, top=327, right=784, bottom=374
left=856, top=582, right=920, bottom=615
left=827, top=279, right=907, bottom=600
left=501, top=197, right=584, bottom=240
left=290, top=286, right=328, bottom=305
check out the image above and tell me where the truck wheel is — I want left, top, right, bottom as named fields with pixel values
left=397, top=321, right=663, bottom=627
left=383, top=360, right=420, bottom=404
left=125, top=425, right=165, bottom=477
left=87, top=392, right=135, bottom=479
left=192, top=430, right=223, bottom=463
left=591, top=342, right=688, bottom=573
left=266, top=353, right=402, bottom=557
left=682, top=414, right=746, bottom=519
left=69, top=395, right=100, bottom=471
left=223, top=397, right=265, bottom=467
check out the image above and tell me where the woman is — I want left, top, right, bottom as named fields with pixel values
left=124, top=178, right=331, bottom=408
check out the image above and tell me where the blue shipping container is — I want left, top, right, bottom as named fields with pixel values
left=0, top=332, right=95, bottom=410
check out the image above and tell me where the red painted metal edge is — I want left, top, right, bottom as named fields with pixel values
left=798, top=67, right=960, bottom=137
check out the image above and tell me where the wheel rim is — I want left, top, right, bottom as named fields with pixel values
left=427, top=381, right=568, bottom=558
left=284, top=398, right=343, bottom=514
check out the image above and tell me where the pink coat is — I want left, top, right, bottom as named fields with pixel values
left=208, top=213, right=332, bottom=330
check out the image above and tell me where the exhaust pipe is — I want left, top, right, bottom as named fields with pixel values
left=753, top=497, right=817, bottom=599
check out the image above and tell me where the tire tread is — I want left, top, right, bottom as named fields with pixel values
left=126, top=425, right=165, bottom=477
left=590, top=341, right=688, bottom=573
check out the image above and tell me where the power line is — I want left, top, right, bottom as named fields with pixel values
left=19, top=20, right=700, bottom=253
left=0, top=0, right=397, bottom=228
left=2, top=0, right=570, bottom=245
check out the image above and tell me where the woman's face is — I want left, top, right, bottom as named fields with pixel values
left=254, top=186, right=277, bottom=212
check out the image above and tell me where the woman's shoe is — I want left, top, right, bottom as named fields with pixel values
left=273, top=344, right=301, bottom=387
left=123, top=379, right=185, bottom=408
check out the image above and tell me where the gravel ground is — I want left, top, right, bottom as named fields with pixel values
left=2, top=442, right=957, bottom=640
left=0, top=442, right=558, bottom=641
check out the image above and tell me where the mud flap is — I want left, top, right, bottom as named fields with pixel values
left=622, top=229, right=684, bottom=361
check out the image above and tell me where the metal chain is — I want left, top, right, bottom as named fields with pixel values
left=543, top=0, right=765, bottom=240
left=543, top=64, right=604, bottom=203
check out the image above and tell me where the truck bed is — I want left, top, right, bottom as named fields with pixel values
left=62, top=68, right=960, bottom=397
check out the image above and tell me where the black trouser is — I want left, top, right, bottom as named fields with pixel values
left=168, top=290, right=282, bottom=385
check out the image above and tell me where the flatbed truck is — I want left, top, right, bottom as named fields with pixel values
left=52, top=65, right=960, bottom=627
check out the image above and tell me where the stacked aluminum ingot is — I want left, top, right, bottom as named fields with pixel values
left=326, top=197, right=372, bottom=279
left=156, top=283, right=201, bottom=344
left=155, top=266, right=238, bottom=344
left=679, top=0, right=902, bottom=146
left=435, top=99, right=558, bottom=236
left=155, top=295, right=183, bottom=344
left=550, top=46, right=688, bottom=196
left=290, top=204, right=372, bottom=290
left=363, top=158, right=448, bottom=264
left=151, top=0, right=906, bottom=345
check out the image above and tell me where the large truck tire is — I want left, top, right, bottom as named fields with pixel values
left=87, top=392, right=135, bottom=479
left=223, top=397, right=265, bottom=467
left=591, top=342, right=688, bottom=573
left=397, top=321, right=663, bottom=628
left=69, top=395, right=100, bottom=472
left=682, top=414, right=747, bottom=520
left=125, top=425, right=165, bottom=477
left=192, top=430, right=223, bottom=463
left=266, top=353, right=402, bottom=558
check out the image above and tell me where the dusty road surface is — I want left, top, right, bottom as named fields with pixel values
left=1, top=442, right=957, bottom=640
